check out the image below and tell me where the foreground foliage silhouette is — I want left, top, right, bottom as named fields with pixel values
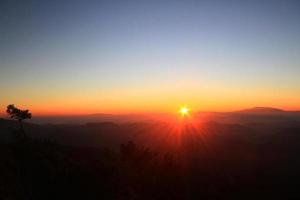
left=6, top=104, right=31, bottom=137
left=0, top=138, right=187, bottom=200
left=2, top=134, right=300, bottom=200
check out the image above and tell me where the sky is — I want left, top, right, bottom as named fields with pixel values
left=0, top=0, right=300, bottom=115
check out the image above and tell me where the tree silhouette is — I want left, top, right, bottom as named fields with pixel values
left=6, top=104, right=32, bottom=136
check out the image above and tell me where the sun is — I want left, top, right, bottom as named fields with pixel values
left=179, top=106, right=189, bottom=116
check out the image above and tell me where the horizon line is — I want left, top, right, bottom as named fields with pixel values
left=1, top=106, right=300, bottom=118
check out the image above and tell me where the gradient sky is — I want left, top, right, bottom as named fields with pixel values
left=1, top=0, right=300, bottom=115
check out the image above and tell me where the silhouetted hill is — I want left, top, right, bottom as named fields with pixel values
left=1, top=117, right=299, bottom=150
left=237, top=107, right=285, bottom=113
left=29, top=113, right=157, bottom=124
left=1, top=116, right=300, bottom=199
left=196, top=107, right=300, bottom=124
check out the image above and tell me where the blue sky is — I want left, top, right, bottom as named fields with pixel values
left=1, top=0, right=300, bottom=114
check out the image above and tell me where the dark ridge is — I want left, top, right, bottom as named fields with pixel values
left=237, top=107, right=285, bottom=113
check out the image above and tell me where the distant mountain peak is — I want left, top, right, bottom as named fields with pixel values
left=238, top=107, right=284, bottom=113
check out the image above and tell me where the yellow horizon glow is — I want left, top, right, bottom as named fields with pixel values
left=0, top=97, right=299, bottom=116
left=0, top=79, right=299, bottom=116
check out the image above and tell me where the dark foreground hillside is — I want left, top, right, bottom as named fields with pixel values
left=1, top=119, right=300, bottom=199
